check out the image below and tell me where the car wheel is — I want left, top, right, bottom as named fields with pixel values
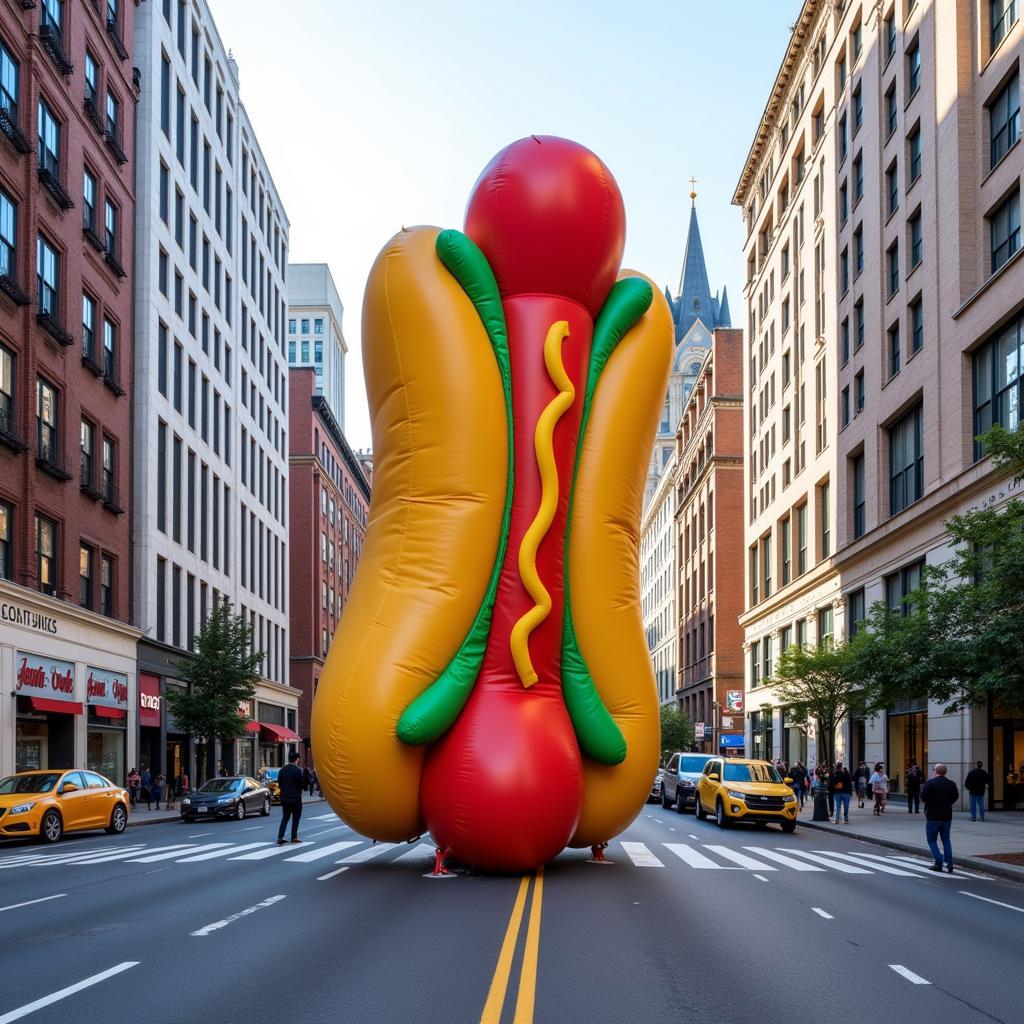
left=40, top=810, right=63, bottom=844
left=106, top=804, right=128, bottom=835
left=754, top=821, right=768, bottom=830
left=675, top=793, right=686, bottom=814
left=235, top=801, right=246, bottom=821
left=260, top=798, right=271, bottom=817
left=715, top=799, right=730, bottom=829
left=695, top=798, right=707, bottom=821
left=661, top=790, right=671, bottom=810
left=780, top=820, right=797, bottom=834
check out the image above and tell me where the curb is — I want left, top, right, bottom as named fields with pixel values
left=126, top=796, right=327, bottom=829
left=798, top=818, right=1024, bottom=884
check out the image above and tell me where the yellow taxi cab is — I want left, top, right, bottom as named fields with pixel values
left=257, top=766, right=281, bottom=804
left=695, top=757, right=798, bottom=833
left=0, top=769, right=130, bottom=844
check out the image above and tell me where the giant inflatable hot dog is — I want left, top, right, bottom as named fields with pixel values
left=312, top=136, right=673, bottom=871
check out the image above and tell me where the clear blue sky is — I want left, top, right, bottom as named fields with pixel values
left=210, top=0, right=803, bottom=448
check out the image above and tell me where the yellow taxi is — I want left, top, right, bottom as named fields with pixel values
left=0, top=769, right=130, bottom=844
left=257, top=766, right=281, bottom=804
left=695, top=757, right=798, bottom=833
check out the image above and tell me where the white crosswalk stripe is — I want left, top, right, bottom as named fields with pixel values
left=777, top=849, right=872, bottom=873
left=63, top=845, right=191, bottom=864
left=621, top=842, right=665, bottom=867
left=177, top=843, right=272, bottom=862
left=284, top=841, right=361, bottom=863
left=663, top=843, right=739, bottom=869
left=703, top=845, right=777, bottom=871
left=128, top=843, right=231, bottom=863
left=230, top=842, right=315, bottom=860
left=814, top=851, right=918, bottom=876
left=883, top=854, right=982, bottom=879
left=741, top=847, right=825, bottom=871
left=338, top=842, right=400, bottom=863
left=394, top=843, right=435, bottom=863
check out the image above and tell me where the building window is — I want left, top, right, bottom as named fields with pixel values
left=750, top=640, right=760, bottom=688
left=908, top=126, right=922, bottom=183
left=989, top=73, right=1020, bottom=168
left=991, top=0, right=1019, bottom=51
left=820, top=480, right=831, bottom=558
left=889, top=403, right=924, bottom=516
left=888, top=322, right=901, bottom=378
left=0, top=37, right=20, bottom=119
left=797, top=503, right=808, bottom=575
left=853, top=152, right=863, bottom=201
left=854, top=369, right=865, bottom=414
left=854, top=224, right=863, bottom=276
left=288, top=319, right=296, bottom=335
left=907, top=39, right=921, bottom=97
left=761, top=532, right=772, bottom=599
left=852, top=83, right=863, bottom=132
left=795, top=617, right=807, bottom=648
left=817, top=605, right=834, bottom=649
left=36, top=235, right=59, bottom=317
left=840, top=247, right=849, bottom=294
left=103, top=318, right=116, bottom=379
left=909, top=211, right=922, bottom=268
left=847, top=588, right=865, bottom=638
left=840, top=318, right=850, bottom=365
left=972, top=313, right=1023, bottom=458
left=841, top=385, right=850, bottom=428
left=0, top=344, right=12, bottom=441
left=105, top=89, right=119, bottom=141
left=886, top=161, right=899, bottom=216
left=102, top=437, right=116, bottom=504
left=749, top=545, right=759, bottom=605
left=886, top=560, right=924, bottom=615
left=762, top=634, right=773, bottom=682
left=781, top=514, right=791, bottom=586
left=990, top=189, right=1021, bottom=274
left=0, top=186, right=15, bottom=287
left=838, top=112, right=848, bottom=162
left=80, top=418, right=94, bottom=488
left=100, top=555, right=113, bottom=616
left=37, top=97, right=60, bottom=179
left=79, top=544, right=93, bottom=609
left=852, top=453, right=865, bottom=539
left=82, top=293, right=96, bottom=361
left=35, top=514, right=57, bottom=596
left=0, top=501, right=10, bottom=580
left=854, top=299, right=864, bottom=350
left=83, top=168, right=97, bottom=232
left=885, top=10, right=897, bottom=60
left=36, top=377, right=58, bottom=463
left=839, top=180, right=848, bottom=224
left=888, top=242, right=900, bottom=297
left=886, top=84, right=898, bottom=137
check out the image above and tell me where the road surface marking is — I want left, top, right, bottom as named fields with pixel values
left=191, top=894, right=287, bottom=937
left=304, top=825, right=351, bottom=839
left=513, top=866, right=544, bottom=1024
left=0, top=894, right=67, bottom=914
left=958, top=891, right=1024, bottom=913
left=668, top=827, right=676, bottom=832
left=621, top=842, right=664, bottom=867
left=60, top=845, right=187, bottom=864
left=231, top=842, right=318, bottom=860
left=778, top=850, right=871, bottom=873
left=188, top=832, right=214, bottom=838
left=284, top=841, right=361, bottom=863
left=889, top=965, right=931, bottom=985
left=704, top=846, right=777, bottom=871
left=742, top=847, right=825, bottom=871
left=811, top=907, right=834, bottom=919
left=338, top=843, right=399, bottom=863
left=0, top=961, right=138, bottom=1024
left=480, top=876, right=531, bottom=1024
left=317, top=866, right=350, bottom=881
left=0, top=847, right=145, bottom=868
left=312, top=813, right=339, bottom=820
left=240, top=825, right=262, bottom=831
left=176, top=843, right=271, bottom=862
left=813, top=851, right=917, bottom=876
left=688, top=834, right=699, bottom=840
left=663, top=844, right=739, bottom=869
left=395, top=843, right=435, bottom=863
left=128, top=843, right=230, bottom=863
left=888, top=855, right=982, bottom=878
left=753, top=874, right=769, bottom=882
left=653, top=818, right=664, bottom=823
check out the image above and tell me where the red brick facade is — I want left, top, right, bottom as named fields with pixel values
left=287, top=368, right=369, bottom=750
left=0, top=0, right=137, bottom=621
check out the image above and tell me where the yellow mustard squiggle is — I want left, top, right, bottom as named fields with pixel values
left=510, top=320, right=575, bottom=687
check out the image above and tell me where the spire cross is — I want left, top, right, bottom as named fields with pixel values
left=689, top=176, right=698, bottom=203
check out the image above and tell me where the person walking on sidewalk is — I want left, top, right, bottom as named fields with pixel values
left=830, top=762, right=853, bottom=823
left=853, top=761, right=869, bottom=808
left=148, top=773, right=165, bottom=811
left=276, top=752, right=305, bottom=846
left=905, top=759, right=923, bottom=814
left=964, top=761, right=990, bottom=822
left=127, top=768, right=140, bottom=808
left=921, top=763, right=959, bottom=873
left=869, top=763, right=889, bottom=815
left=789, top=761, right=808, bottom=809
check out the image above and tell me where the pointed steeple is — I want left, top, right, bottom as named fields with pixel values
left=718, top=285, right=731, bottom=328
left=674, top=200, right=714, bottom=343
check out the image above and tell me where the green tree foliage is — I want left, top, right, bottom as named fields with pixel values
left=165, top=601, right=262, bottom=743
left=659, top=704, right=695, bottom=762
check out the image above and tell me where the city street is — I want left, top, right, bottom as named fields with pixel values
left=1, top=806, right=1021, bottom=1024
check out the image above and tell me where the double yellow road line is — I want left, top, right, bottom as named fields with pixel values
left=480, top=868, right=545, bottom=1024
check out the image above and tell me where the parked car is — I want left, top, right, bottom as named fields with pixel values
left=661, top=752, right=713, bottom=812
left=695, top=757, right=798, bottom=832
left=180, top=777, right=271, bottom=822
left=0, top=769, right=129, bottom=844
left=648, top=769, right=664, bottom=804
left=257, top=766, right=281, bottom=804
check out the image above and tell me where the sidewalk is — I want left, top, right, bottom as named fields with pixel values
left=797, top=798, right=1024, bottom=883
left=127, top=791, right=326, bottom=827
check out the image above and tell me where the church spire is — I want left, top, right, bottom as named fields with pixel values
left=674, top=199, right=714, bottom=342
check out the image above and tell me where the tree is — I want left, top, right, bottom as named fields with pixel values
left=772, top=641, right=862, bottom=765
left=165, top=601, right=262, bottom=762
left=659, top=704, right=695, bottom=763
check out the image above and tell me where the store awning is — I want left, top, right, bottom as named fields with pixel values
left=26, top=697, right=83, bottom=715
left=258, top=723, right=302, bottom=743
left=91, top=706, right=126, bottom=719
left=244, top=720, right=261, bottom=734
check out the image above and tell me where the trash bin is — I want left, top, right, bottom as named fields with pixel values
left=812, top=788, right=831, bottom=821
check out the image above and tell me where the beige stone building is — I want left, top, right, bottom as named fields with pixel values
left=733, top=0, right=1023, bottom=808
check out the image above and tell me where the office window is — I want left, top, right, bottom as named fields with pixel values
left=839, top=180, right=848, bottom=224
left=852, top=83, right=863, bottom=132
left=36, top=376, right=58, bottom=463
left=762, top=634, right=773, bottom=682
left=886, top=84, right=898, bottom=137
left=750, top=640, right=760, bottom=688
left=972, top=313, right=1023, bottom=458
left=909, top=210, right=922, bottom=268
left=888, top=243, right=900, bottom=297
left=907, top=39, right=921, bottom=96
left=888, top=322, right=901, bottom=377
left=853, top=152, right=863, bottom=201
left=886, top=560, right=924, bottom=615
left=989, top=73, right=1019, bottom=168
left=841, top=318, right=850, bottom=365
left=797, top=503, right=807, bottom=575
left=172, top=565, right=181, bottom=648
left=35, top=515, right=57, bottom=596
left=886, top=161, right=899, bottom=215
left=854, top=299, right=864, bottom=350
left=852, top=453, right=865, bottom=539
left=889, top=404, right=924, bottom=515
left=82, top=293, right=97, bottom=361
left=991, top=0, right=1018, bottom=51
left=854, top=225, right=863, bottom=275
left=80, top=418, right=94, bottom=488
left=851, top=20, right=863, bottom=60
left=288, top=319, right=296, bottom=335
left=840, top=247, right=849, bottom=294
left=781, top=515, right=791, bottom=586
left=79, top=544, right=93, bottom=608
left=157, top=420, right=167, bottom=533
left=854, top=369, right=864, bottom=414
left=908, top=126, right=922, bottom=183
left=841, top=385, right=850, bottom=428
left=990, top=189, right=1021, bottom=273
left=884, top=10, right=897, bottom=60
left=910, top=298, right=923, bottom=353
left=749, top=545, right=758, bottom=605
left=817, top=605, right=834, bottom=649
left=761, top=532, right=772, bottom=599
left=846, top=588, right=865, bottom=638
left=820, top=480, right=831, bottom=558
left=175, top=86, right=184, bottom=165
left=172, top=435, right=182, bottom=542
left=36, top=235, right=59, bottom=317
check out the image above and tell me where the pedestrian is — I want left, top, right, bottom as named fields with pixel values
left=921, top=763, right=959, bottom=873
left=869, top=762, right=889, bottom=815
left=315, top=768, right=322, bottom=798
left=302, top=763, right=312, bottom=795
left=276, top=752, right=305, bottom=846
left=148, top=772, right=165, bottom=811
left=964, top=761, right=990, bottom=822
left=165, top=774, right=176, bottom=810
left=140, top=766, right=151, bottom=806
left=127, top=767, right=140, bottom=808
left=789, top=761, right=808, bottom=809
left=905, top=759, right=923, bottom=814
left=830, top=761, right=853, bottom=824
left=853, top=761, right=869, bottom=808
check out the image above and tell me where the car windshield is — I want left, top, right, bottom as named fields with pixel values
left=680, top=756, right=710, bottom=773
left=0, top=773, right=61, bottom=795
left=723, top=763, right=782, bottom=784
left=197, top=778, right=242, bottom=793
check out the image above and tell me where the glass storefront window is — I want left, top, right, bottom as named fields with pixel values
left=87, top=726, right=125, bottom=786
left=887, top=710, right=927, bottom=795
left=16, top=719, right=48, bottom=772
left=236, top=739, right=253, bottom=778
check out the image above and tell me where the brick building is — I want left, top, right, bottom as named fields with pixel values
left=673, top=328, right=746, bottom=754
left=288, top=367, right=368, bottom=754
left=0, top=0, right=141, bottom=781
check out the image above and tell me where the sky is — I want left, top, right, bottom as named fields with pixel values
left=209, top=0, right=804, bottom=449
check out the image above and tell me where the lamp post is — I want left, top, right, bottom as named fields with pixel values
left=712, top=699, right=720, bottom=756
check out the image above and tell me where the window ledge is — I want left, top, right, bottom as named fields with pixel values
left=904, top=85, right=921, bottom=112
left=981, top=137, right=1022, bottom=187
left=981, top=21, right=1021, bottom=74
left=885, top=205, right=900, bottom=226
left=907, top=260, right=923, bottom=284
left=953, top=244, right=1024, bottom=319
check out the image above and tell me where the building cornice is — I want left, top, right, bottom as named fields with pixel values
left=0, top=579, right=143, bottom=642
left=311, top=395, right=371, bottom=503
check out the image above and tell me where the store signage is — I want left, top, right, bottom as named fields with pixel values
left=721, top=716, right=734, bottom=729
left=139, top=674, right=162, bottom=728
left=86, top=667, right=129, bottom=710
left=2, top=602, right=58, bottom=635
left=725, top=690, right=744, bottom=713
left=238, top=700, right=252, bottom=718
left=694, top=722, right=706, bottom=740
left=15, top=652, right=75, bottom=699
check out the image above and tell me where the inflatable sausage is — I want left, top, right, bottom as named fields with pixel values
left=311, top=136, right=672, bottom=871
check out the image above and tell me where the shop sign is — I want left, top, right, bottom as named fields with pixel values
left=15, top=652, right=75, bottom=699
left=2, top=602, right=58, bottom=635
left=725, top=690, right=744, bottom=713
left=86, top=667, right=129, bottom=710
left=238, top=700, right=252, bottom=718
left=694, top=722, right=706, bottom=740
left=721, top=716, right=734, bottom=729
left=139, top=674, right=162, bottom=728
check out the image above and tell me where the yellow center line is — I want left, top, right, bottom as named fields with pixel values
left=513, top=866, right=544, bottom=1024
left=480, top=875, right=531, bottom=1024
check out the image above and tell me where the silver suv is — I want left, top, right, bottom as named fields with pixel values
left=661, top=752, right=713, bottom=813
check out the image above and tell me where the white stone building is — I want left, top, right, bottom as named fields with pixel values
left=641, top=450, right=677, bottom=707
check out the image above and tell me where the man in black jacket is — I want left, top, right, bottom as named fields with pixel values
left=829, top=762, right=854, bottom=824
left=921, top=763, right=959, bottom=873
left=964, top=761, right=990, bottom=822
left=905, top=759, right=923, bottom=814
left=276, top=752, right=305, bottom=846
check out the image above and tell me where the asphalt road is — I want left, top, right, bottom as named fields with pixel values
left=0, top=800, right=1021, bottom=1024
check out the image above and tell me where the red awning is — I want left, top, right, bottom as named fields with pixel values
left=259, top=723, right=302, bottom=743
left=244, top=720, right=261, bottom=734
left=27, top=697, right=83, bottom=715
left=91, top=706, right=127, bottom=719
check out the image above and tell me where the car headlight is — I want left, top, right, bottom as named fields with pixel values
left=727, top=790, right=747, bottom=801
left=217, top=796, right=235, bottom=803
left=181, top=798, right=191, bottom=806
left=783, top=794, right=797, bottom=803
left=10, top=801, right=37, bottom=815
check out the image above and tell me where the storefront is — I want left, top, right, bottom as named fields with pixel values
left=885, top=698, right=928, bottom=797
left=781, top=708, right=808, bottom=766
left=720, top=734, right=745, bottom=756
left=85, top=666, right=129, bottom=784
left=14, top=655, right=80, bottom=771
left=136, top=639, right=194, bottom=787
left=990, top=697, right=1024, bottom=811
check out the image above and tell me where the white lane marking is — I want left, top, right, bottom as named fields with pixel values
left=742, top=847, right=825, bottom=872
left=753, top=873, right=769, bottom=882
left=688, top=834, right=700, bottom=840
left=188, top=832, right=214, bottom=838
left=653, top=818, right=664, bottom=823
left=811, top=907, right=834, bottom=920
left=191, top=894, right=286, bottom=937
left=958, top=891, right=1024, bottom=914
left=779, top=849, right=871, bottom=873
left=0, top=847, right=145, bottom=868
left=284, top=841, right=360, bottom=863
left=814, top=851, right=917, bottom=876
left=0, top=894, right=67, bottom=914
left=230, top=842, right=318, bottom=860
left=0, top=961, right=138, bottom=1024
left=663, top=843, right=739, bottom=870
left=177, top=843, right=271, bottom=862
left=668, top=827, right=676, bottom=832
left=395, top=843, right=435, bottom=863
left=60, top=845, right=187, bottom=864
left=128, top=843, right=230, bottom=863
left=704, top=845, right=777, bottom=871
left=302, top=825, right=351, bottom=839
left=338, top=843, right=398, bottom=863
left=889, top=964, right=931, bottom=985
left=312, top=813, right=339, bottom=821
left=888, top=856, right=982, bottom=879
left=240, top=825, right=262, bottom=831
left=317, top=866, right=350, bottom=881
left=621, top=842, right=665, bottom=867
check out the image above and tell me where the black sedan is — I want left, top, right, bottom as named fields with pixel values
left=180, top=777, right=272, bottom=822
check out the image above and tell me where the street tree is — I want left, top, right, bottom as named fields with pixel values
left=659, top=704, right=695, bottom=762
